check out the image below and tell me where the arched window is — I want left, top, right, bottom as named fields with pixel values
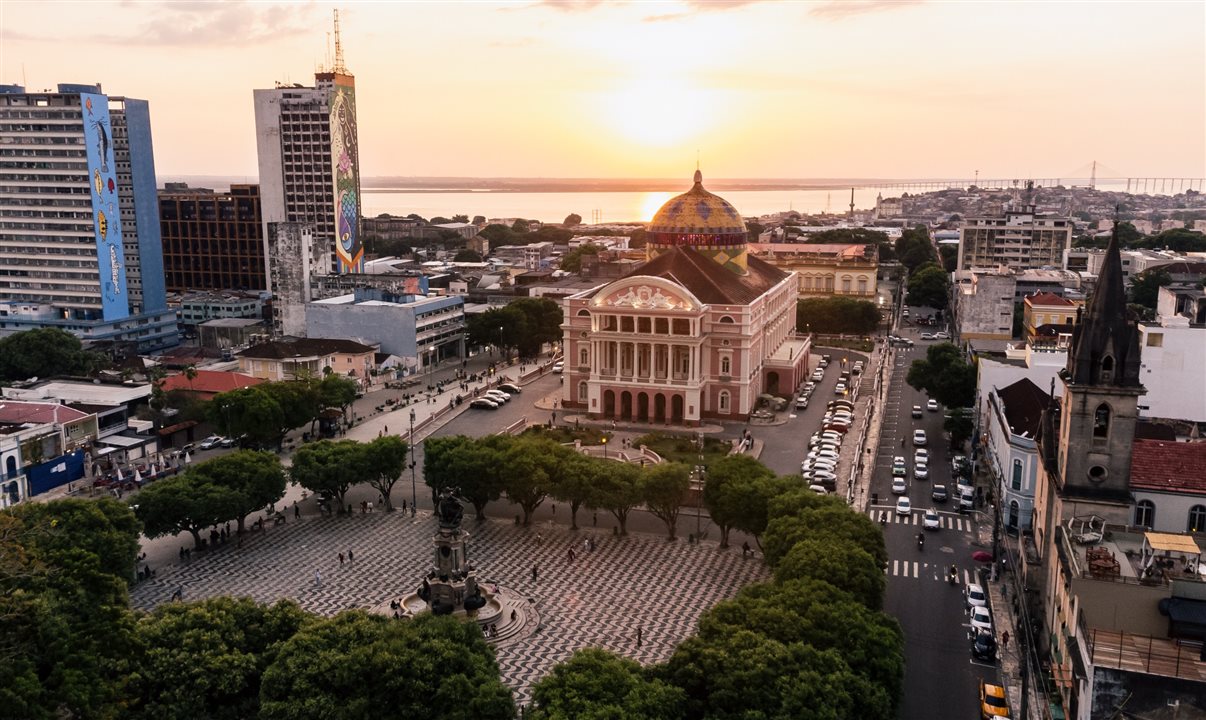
left=576, top=309, right=590, bottom=317
left=720, top=355, right=732, bottom=375
left=1011, top=459, right=1024, bottom=491
left=1100, top=355, right=1114, bottom=383
left=719, top=315, right=735, bottom=324
left=1135, top=500, right=1155, bottom=529
left=579, top=347, right=589, bottom=366
left=1008, top=500, right=1020, bottom=529
left=1093, top=403, right=1111, bottom=439
left=718, top=390, right=731, bottom=413
left=577, top=381, right=588, bottom=403
left=1188, top=505, right=1206, bottom=533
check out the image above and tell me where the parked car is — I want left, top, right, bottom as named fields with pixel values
left=469, top=398, right=499, bottom=410
left=920, top=332, right=935, bottom=340
left=811, top=371, right=825, bottom=382
left=895, top=496, right=912, bottom=516
left=834, top=383, right=847, bottom=395
left=911, top=405, right=923, bottom=418
left=914, top=463, right=929, bottom=480
left=935, top=331, right=950, bottom=340
left=552, top=361, right=564, bottom=373
left=828, top=399, right=855, bottom=411
left=913, top=429, right=928, bottom=446
left=969, top=605, right=993, bottom=635
left=972, top=630, right=998, bottom=662
left=795, top=396, right=809, bottom=410
left=199, top=435, right=225, bottom=450
left=931, top=484, right=949, bottom=503
left=808, top=484, right=829, bottom=495
left=927, top=399, right=939, bottom=411
left=891, top=477, right=907, bottom=495
left=178, top=442, right=195, bottom=454
left=979, top=681, right=1010, bottom=719
left=498, top=382, right=522, bottom=394
left=485, top=390, right=510, bottom=403
left=915, top=449, right=930, bottom=464
left=922, top=508, right=941, bottom=530
left=965, top=583, right=987, bottom=608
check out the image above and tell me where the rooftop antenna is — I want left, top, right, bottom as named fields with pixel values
left=332, top=9, right=348, bottom=74
left=848, top=188, right=855, bottom=219
left=325, top=31, right=332, bottom=72
left=1089, top=160, right=1097, bottom=191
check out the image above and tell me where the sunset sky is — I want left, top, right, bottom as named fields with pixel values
left=3, top=0, right=1203, bottom=180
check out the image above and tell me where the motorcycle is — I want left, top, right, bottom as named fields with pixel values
left=916, top=533, right=925, bottom=551
left=879, top=512, right=887, bottom=527
left=947, top=566, right=958, bottom=585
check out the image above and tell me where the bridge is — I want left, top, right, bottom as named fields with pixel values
left=863, top=177, right=1205, bottom=194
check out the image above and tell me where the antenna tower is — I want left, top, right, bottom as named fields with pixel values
left=1090, top=160, right=1097, bottom=190
left=332, top=9, right=348, bottom=74
left=848, top=188, right=855, bottom=220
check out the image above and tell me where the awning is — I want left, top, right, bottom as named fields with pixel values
left=1144, top=532, right=1201, bottom=555
left=96, top=433, right=151, bottom=449
left=158, top=420, right=198, bottom=436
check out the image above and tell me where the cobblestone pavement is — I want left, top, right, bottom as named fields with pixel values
left=130, top=510, right=769, bottom=706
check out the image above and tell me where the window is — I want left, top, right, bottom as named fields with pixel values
left=718, top=390, right=730, bottom=413
left=1011, top=459, right=1023, bottom=491
left=1135, top=500, right=1155, bottom=529
left=621, top=316, right=634, bottom=332
left=578, top=381, right=588, bottom=403
left=579, top=348, right=588, bottom=366
left=719, top=315, right=735, bottom=324
left=1100, top=355, right=1114, bottom=383
left=1093, top=404, right=1110, bottom=439
left=673, top=318, right=690, bottom=335
left=1146, top=333, right=1163, bottom=347
left=720, top=355, right=731, bottom=375
left=638, top=317, right=651, bottom=333
left=1189, top=505, right=1206, bottom=533
left=576, top=309, right=590, bottom=318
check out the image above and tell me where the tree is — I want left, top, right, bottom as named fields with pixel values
left=1134, top=228, right=1206, bottom=252
left=466, top=304, right=528, bottom=355
left=589, top=461, right=643, bottom=535
left=939, top=243, right=959, bottom=273
left=424, top=436, right=506, bottom=520
left=429, top=216, right=453, bottom=225
left=905, top=262, right=950, bottom=309
left=796, top=297, right=882, bottom=335
left=0, top=327, right=108, bottom=382
left=209, top=386, right=284, bottom=449
left=729, top=474, right=797, bottom=549
left=261, top=380, right=319, bottom=436
left=641, top=462, right=691, bottom=540
left=1115, top=221, right=1144, bottom=246
left=1130, top=267, right=1173, bottom=312
left=774, top=539, right=886, bottom=610
left=906, top=342, right=976, bottom=409
left=361, top=436, right=408, bottom=512
left=511, top=219, right=531, bottom=234
left=453, top=248, right=484, bottom=263
left=318, top=374, right=359, bottom=422
left=134, top=473, right=244, bottom=547
left=550, top=453, right=600, bottom=530
left=559, top=243, right=601, bottom=273
left=190, top=451, right=287, bottom=533
left=529, top=648, right=685, bottom=720
left=896, top=225, right=937, bottom=274
left=289, top=440, right=365, bottom=513
left=563, top=213, right=583, bottom=227
left=944, top=407, right=975, bottom=449
left=128, top=598, right=309, bottom=720
left=508, top=297, right=564, bottom=357
left=259, top=612, right=516, bottom=720
left=498, top=437, right=555, bottom=525
left=702, top=456, right=775, bottom=548
left=761, top=498, right=888, bottom=570
left=451, top=214, right=469, bottom=223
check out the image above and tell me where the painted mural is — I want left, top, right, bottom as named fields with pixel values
left=330, top=79, right=362, bottom=273
left=80, top=93, right=128, bottom=320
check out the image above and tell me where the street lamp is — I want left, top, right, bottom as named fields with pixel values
left=497, top=325, right=503, bottom=359
left=427, top=344, right=437, bottom=391
left=696, top=453, right=705, bottom=539
left=601, top=436, right=608, bottom=457
left=409, top=408, right=417, bottom=514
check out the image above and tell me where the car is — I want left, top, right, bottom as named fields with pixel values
left=834, top=383, right=847, bottom=395
left=498, top=382, right=522, bottom=394
left=952, top=455, right=970, bottom=475
left=902, top=308, right=910, bottom=317
left=920, top=332, right=934, bottom=340
left=965, top=583, right=987, bottom=609
left=895, top=496, right=912, bottom=516
left=808, top=484, right=829, bottom=495
left=795, top=396, right=809, bottom=410
left=813, top=440, right=841, bottom=452
left=219, top=436, right=239, bottom=448
left=803, top=471, right=837, bottom=484
left=811, top=370, right=825, bottom=382
left=825, top=411, right=853, bottom=422
left=922, top=508, right=941, bottom=530
left=969, top=605, right=993, bottom=635
left=914, top=463, right=929, bottom=480
left=807, top=458, right=838, bottom=470
left=892, top=463, right=907, bottom=478
left=803, top=381, right=816, bottom=392
left=818, top=358, right=829, bottom=369
left=979, top=681, right=1010, bottom=719
left=935, top=331, right=950, bottom=340
left=972, top=630, right=998, bottom=662
left=828, top=399, right=854, bottom=411
left=552, top=361, right=564, bottom=373
left=823, top=420, right=851, bottom=431
left=469, top=398, right=499, bottom=409
left=891, top=477, right=907, bottom=495
left=914, top=449, right=930, bottom=464
left=485, top=390, right=510, bottom=403
left=931, top=484, right=949, bottom=503
left=807, top=450, right=839, bottom=463
left=927, top=399, right=939, bottom=412
left=911, top=405, right=923, bottom=418
left=198, top=436, right=224, bottom=450
left=913, top=429, right=928, bottom=446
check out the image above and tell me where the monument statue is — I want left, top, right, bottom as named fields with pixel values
left=418, top=487, right=486, bottom=615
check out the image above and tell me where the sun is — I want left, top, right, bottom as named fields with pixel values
left=601, top=73, right=718, bottom=148
left=640, top=192, right=675, bottom=221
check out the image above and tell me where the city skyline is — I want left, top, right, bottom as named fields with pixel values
left=3, top=0, right=1204, bottom=180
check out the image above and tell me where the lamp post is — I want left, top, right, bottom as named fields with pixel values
left=409, top=408, right=417, bottom=514
left=497, top=325, right=503, bottom=359
left=427, top=344, right=437, bottom=391
left=696, top=454, right=705, bottom=539
left=601, top=436, right=608, bottom=457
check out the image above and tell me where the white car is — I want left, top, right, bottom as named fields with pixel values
left=915, top=449, right=930, bottom=464
left=935, top=331, right=950, bottom=340
left=922, top=509, right=941, bottom=530
left=803, top=471, right=837, bottom=484
left=969, top=605, right=993, bottom=635
left=807, top=450, right=839, bottom=463
left=911, top=405, right=923, bottom=418
left=927, top=399, right=939, bottom=411
left=552, top=361, right=564, bottom=373
left=834, top=383, right=847, bottom=395
left=811, top=370, right=825, bottom=382
left=485, top=390, right=510, bottom=403
left=795, top=396, right=809, bottom=410
left=920, top=332, right=934, bottom=341
left=199, top=435, right=224, bottom=450
left=913, top=429, right=928, bottom=446
left=965, top=583, right=987, bottom=609
left=808, top=484, right=829, bottom=495
left=807, top=460, right=838, bottom=474
left=469, top=398, right=498, bottom=410
left=895, top=496, right=912, bottom=516
left=891, top=477, right=907, bottom=495
left=914, top=463, right=929, bottom=480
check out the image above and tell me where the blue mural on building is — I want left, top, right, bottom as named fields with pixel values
left=81, top=93, right=128, bottom=321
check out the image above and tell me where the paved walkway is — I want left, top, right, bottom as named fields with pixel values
left=129, top=510, right=768, bottom=706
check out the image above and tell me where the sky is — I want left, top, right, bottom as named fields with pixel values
left=2, top=0, right=1204, bottom=180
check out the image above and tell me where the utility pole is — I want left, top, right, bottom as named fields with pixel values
left=1090, top=160, right=1097, bottom=190
left=409, top=408, right=417, bottom=513
left=848, top=188, right=855, bottom=220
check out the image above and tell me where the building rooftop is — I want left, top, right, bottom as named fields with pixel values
left=199, top=318, right=264, bottom=328
left=994, top=377, right=1050, bottom=437
left=0, top=400, right=90, bottom=425
left=591, top=246, right=788, bottom=306
left=1026, top=292, right=1076, bottom=307
left=1129, top=439, right=1206, bottom=495
left=2, top=380, right=151, bottom=406
left=239, top=338, right=377, bottom=360
left=159, top=370, right=265, bottom=395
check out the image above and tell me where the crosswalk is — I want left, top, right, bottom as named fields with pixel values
left=866, top=508, right=974, bottom=532
left=887, top=560, right=975, bottom=584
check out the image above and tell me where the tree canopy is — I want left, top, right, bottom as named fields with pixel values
left=796, top=297, right=882, bottom=335
left=905, top=262, right=951, bottom=309
left=289, top=440, right=366, bottom=512
left=453, top=248, right=484, bottom=262
left=0, top=328, right=108, bottom=382
left=1130, top=267, right=1173, bottom=315
left=702, top=455, right=776, bottom=547
left=906, top=341, right=976, bottom=409
left=559, top=243, right=602, bottom=272
left=563, top=213, right=583, bottom=226
left=466, top=298, right=563, bottom=358
left=189, top=450, right=287, bottom=532
left=529, top=648, right=685, bottom=720
left=895, top=225, right=938, bottom=274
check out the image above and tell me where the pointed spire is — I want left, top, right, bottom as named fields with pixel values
left=693, top=168, right=702, bottom=185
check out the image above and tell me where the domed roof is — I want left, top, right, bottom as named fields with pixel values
left=648, top=170, right=746, bottom=238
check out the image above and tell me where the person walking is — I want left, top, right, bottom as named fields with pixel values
left=636, top=626, right=643, bottom=647
left=567, top=547, right=576, bottom=563
left=531, top=563, right=539, bottom=583
left=1001, top=630, right=1009, bottom=650
left=293, top=501, right=300, bottom=520
left=347, top=549, right=354, bottom=563
left=339, top=552, right=345, bottom=566
left=314, top=570, right=323, bottom=588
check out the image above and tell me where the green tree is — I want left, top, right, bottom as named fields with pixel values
left=453, top=248, right=484, bottom=262
left=774, top=538, right=886, bottom=610
left=479, top=223, right=519, bottom=250
left=563, top=213, right=583, bottom=226
left=128, top=598, right=309, bottom=720
left=529, top=648, right=685, bottom=720
left=1115, top=221, right=1144, bottom=246
left=702, top=455, right=775, bottom=548
left=550, top=453, right=601, bottom=530
left=209, top=386, right=284, bottom=450
left=424, top=435, right=506, bottom=519
left=938, top=243, right=959, bottom=273
left=0, top=327, right=108, bottom=382
left=289, top=440, right=365, bottom=513
left=896, top=225, right=937, bottom=274
left=559, top=243, right=602, bottom=272
left=905, top=262, right=950, bottom=309
left=762, top=498, right=888, bottom=570
left=944, top=407, right=975, bottom=450
left=451, top=214, right=469, bottom=223
left=795, top=296, right=882, bottom=335
left=1135, top=228, right=1206, bottom=252
left=190, top=451, right=287, bottom=533
left=906, top=342, right=976, bottom=408
left=259, top=612, right=516, bottom=720
left=512, top=219, right=531, bottom=234
left=642, top=462, right=691, bottom=540
left=508, top=297, right=564, bottom=357
left=134, top=473, right=244, bottom=547
left=466, top=304, right=528, bottom=355
left=261, top=380, right=319, bottom=435
left=361, top=436, right=408, bottom=512
left=589, top=461, right=643, bottom=535
left=1130, top=267, right=1173, bottom=312
left=498, top=437, right=560, bottom=525
left=318, top=374, right=359, bottom=422
left=730, top=474, right=797, bottom=549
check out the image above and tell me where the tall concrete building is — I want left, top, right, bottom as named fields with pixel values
left=0, top=83, right=177, bottom=350
left=958, top=205, right=1073, bottom=272
left=253, top=12, right=362, bottom=284
left=158, top=184, right=265, bottom=292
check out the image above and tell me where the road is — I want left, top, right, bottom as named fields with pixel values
left=870, top=309, right=998, bottom=720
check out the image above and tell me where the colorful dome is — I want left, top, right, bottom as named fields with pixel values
left=648, top=170, right=747, bottom=238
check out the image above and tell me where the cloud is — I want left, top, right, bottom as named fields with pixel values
left=808, top=0, right=922, bottom=20
left=642, top=0, right=764, bottom=22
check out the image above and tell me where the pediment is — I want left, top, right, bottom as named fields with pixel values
left=591, top=276, right=703, bottom=312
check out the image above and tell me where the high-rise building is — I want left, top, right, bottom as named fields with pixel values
left=0, top=83, right=177, bottom=350
left=158, top=184, right=265, bottom=292
left=253, top=12, right=362, bottom=284
left=957, top=205, right=1073, bottom=272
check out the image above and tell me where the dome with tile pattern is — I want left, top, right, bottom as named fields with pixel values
left=647, top=170, right=749, bottom=273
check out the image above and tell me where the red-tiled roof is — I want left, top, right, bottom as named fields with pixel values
left=0, top=401, right=90, bottom=425
left=603, top=246, right=788, bottom=306
left=160, top=370, right=265, bottom=395
left=1130, top=440, right=1206, bottom=495
left=1026, top=292, right=1075, bottom=307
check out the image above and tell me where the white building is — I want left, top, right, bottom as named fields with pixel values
left=984, top=378, right=1051, bottom=531
left=1136, top=286, right=1206, bottom=424
left=958, top=205, right=1073, bottom=272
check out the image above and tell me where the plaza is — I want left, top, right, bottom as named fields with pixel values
left=129, top=505, right=768, bottom=704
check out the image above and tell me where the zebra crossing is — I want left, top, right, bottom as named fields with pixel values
left=887, top=560, right=975, bottom=584
left=867, top=508, right=974, bottom=532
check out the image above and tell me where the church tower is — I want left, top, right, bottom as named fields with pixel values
left=1054, top=221, right=1144, bottom=502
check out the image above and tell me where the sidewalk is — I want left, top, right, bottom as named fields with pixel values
left=986, top=536, right=1044, bottom=720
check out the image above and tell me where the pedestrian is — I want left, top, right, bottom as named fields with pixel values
left=536, top=532, right=543, bottom=544
left=367, top=501, right=374, bottom=513
left=402, top=499, right=408, bottom=512
left=568, top=547, right=576, bottom=562
left=636, top=626, right=643, bottom=647
left=294, top=503, right=301, bottom=520
left=742, top=541, right=751, bottom=559
left=583, top=538, right=590, bottom=553
left=593, top=511, right=598, bottom=527
left=348, top=549, right=354, bottom=563
left=384, top=425, right=389, bottom=433
left=339, top=552, right=345, bottom=566
left=531, top=563, right=539, bottom=582
left=314, top=570, right=323, bottom=587
left=588, top=537, right=595, bottom=552
left=1001, top=630, right=1009, bottom=649
left=511, top=609, right=518, bottom=622
left=551, top=504, right=556, bottom=516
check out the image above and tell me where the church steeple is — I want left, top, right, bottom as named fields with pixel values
left=1065, top=219, right=1141, bottom=388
